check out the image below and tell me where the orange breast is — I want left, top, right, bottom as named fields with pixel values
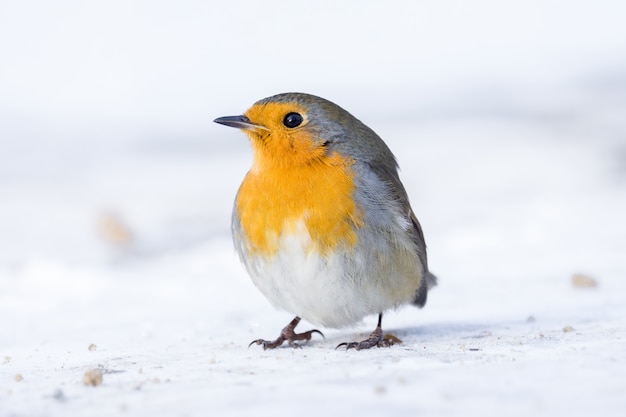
left=236, top=151, right=363, bottom=257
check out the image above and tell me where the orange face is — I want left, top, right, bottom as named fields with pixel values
left=242, top=102, right=323, bottom=169
left=235, top=101, right=363, bottom=257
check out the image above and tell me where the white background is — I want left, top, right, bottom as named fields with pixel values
left=1, top=1, right=625, bottom=416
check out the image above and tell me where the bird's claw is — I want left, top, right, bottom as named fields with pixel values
left=336, top=324, right=399, bottom=350
left=248, top=317, right=324, bottom=350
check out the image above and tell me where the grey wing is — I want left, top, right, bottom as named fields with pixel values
left=368, top=160, right=437, bottom=307
left=407, top=207, right=438, bottom=307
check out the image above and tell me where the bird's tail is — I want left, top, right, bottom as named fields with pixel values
left=411, top=272, right=438, bottom=308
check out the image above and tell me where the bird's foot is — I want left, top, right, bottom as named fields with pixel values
left=336, top=313, right=400, bottom=350
left=249, top=316, right=324, bottom=350
left=336, top=325, right=386, bottom=350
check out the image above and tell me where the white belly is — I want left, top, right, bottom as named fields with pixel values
left=236, top=220, right=422, bottom=328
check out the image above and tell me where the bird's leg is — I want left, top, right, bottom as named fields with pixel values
left=336, top=313, right=390, bottom=350
left=249, top=316, right=324, bottom=350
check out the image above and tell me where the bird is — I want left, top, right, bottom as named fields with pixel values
left=214, top=92, right=437, bottom=350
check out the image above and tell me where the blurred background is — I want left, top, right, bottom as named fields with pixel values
left=3, top=3, right=626, bottom=415
left=1, top=0, right=625, bottom=325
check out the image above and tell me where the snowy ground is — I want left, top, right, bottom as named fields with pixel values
left=2, top=1, right=626, bottom=416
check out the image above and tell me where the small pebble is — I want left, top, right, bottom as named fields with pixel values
left=83, top=369, right=104, bottom=386
left=374, top=385, right=386, bottom=395
left=97, top=212, right=133, bottom=246
left=571, top=273, right=598, bottom=288
left=383, top=333, right=403, bottom=345
left=52, top=389, right=67, bottom=402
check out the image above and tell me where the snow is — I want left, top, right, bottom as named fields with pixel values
left=1, top=1, right=626, bottom=416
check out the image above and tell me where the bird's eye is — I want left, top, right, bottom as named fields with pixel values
left=283, top=112, right=303, bottom=128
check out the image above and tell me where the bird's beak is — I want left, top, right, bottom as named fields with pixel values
left=213, top=115, right=269, bottom=131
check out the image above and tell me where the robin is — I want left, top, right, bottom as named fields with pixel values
left=214, top=92, right=437, bottom=350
